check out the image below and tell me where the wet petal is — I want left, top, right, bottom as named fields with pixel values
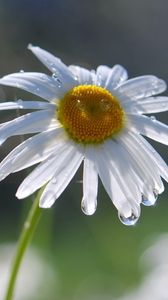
left=81, top=148, right=98, bottom=215
left=0, top=72, right=67, bottom=101
left=0, top=109, right=58, bottom=145
left=128, top=114, right=168, bottom=145
left=69, top=65, right=94, bottom=85
left=116, top=76, right=166, bottom=100
left=0, top=100, right=54, bottom=110
left=28, top=45, right=77, bottom=89
left=39, top=147, right=83, bottom=208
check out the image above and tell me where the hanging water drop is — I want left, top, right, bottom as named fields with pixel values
left=118, top=212, right=139, bottom=226
left=81, top=197, right=97, bottom=216
left=142, top=190, right=158, bottom=206
left=142, top=195, right=154, bottom=206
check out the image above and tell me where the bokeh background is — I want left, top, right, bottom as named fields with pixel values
left=0, top=0, right=168, bottom=299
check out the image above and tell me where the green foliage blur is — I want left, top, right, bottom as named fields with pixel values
left=0, top=0, right=168, bottom=299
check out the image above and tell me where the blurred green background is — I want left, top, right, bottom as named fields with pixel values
left=0, top=0, right=168, bottom=299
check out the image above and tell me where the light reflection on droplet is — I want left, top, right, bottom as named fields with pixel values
left=81, top=198, right=97, bottom=216
left=150, top=116, right=156, bottom=121
left=17, top=99, right=23, bottom=108
left=142, top=190, right=158, bottom=206
left=118, top=212, right=139, bottom=226
left=52, top=73, right=62, bottom=87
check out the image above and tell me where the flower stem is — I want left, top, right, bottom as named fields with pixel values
left=4, top=189, right=43, bottom=300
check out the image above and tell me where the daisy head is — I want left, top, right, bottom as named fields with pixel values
left=0, top=45, right=167, bottom=225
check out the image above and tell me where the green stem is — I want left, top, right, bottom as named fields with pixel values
left=4, top=189, right=43, bottom=300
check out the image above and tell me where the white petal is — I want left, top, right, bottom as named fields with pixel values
left=28, top=45, right=77, bottom=89
left=16, top=141, right=76, bottom=199
left=116, top=76, right=166, bottom=100
left=0, top=128, right=64, bottom=180
left=105, top=65, right=128, bottom=90
left=0, top=100, right=54, bottom=110
left=128, top=114, right=168, bottom=145
left=105, top=140, right=142, bottom=204
left=118, top=132, right=164, bottom=194
left=127, top=132, right=168, bottom=182
left=69, top=65, right=94, bottom=85
left=95, top=65, right=111, bottom=86
left=125, top=96, right=168, bottom=114
left=95, top=147, right=140, bottom=218
left=0, top=109, right=57, bottom=145
left=81, top=148, right=98, bottom=215
left=0, top=72, right=68, bottom=102
left=39, top=147, right=83, bottom=208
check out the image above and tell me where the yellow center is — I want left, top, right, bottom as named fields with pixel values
left=57, top=85, right=125, bottom=144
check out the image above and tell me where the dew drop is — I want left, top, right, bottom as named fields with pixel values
left=81, top=198, right=97, bottom=216
left=51, top=177, right=57, bottom=184
left=142, top=195, right=154, bottom=206
left=142, top=190, right=158, bottom=206
left=28, top=43, right=33, bottom=49
left=96, top=74, right=102, bottom=86
left=118, top=212, right=139, bottom=226
left=19, top=69, right=24, bottom=73
left=16, top=83, right=21, bottom=88
left=74, top=75, right=78, bottom=81
left=52, top=73, right=57, bottom=80
left=17, top=99, right=23, bottom=107
left=52, top=73, right=62, bottom=87
left=150, top=116, right=156, bottom=121
left=51, top=67, right=57, bottom=73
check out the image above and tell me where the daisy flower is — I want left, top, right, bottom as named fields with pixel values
left=0, top=45, right=168, bottom=225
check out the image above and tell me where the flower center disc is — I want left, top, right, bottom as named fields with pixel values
left=57, top=85, right=125, bottom=144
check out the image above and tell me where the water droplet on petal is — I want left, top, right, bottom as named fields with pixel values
left=51, top=177, right=57, bottom=184
left=16, top=82, right=21, bottom=88
left=28, top=43, right=33, bottom=49
left=52, top=73, right=62, bottom=87
left=17, top=99, right=23, bottom=108
left=142, top=190, right=158, bottom=206
left=81, top=197, right=97, bottom=216
left=19, top=69, right=24, bottom=73
left=96, top=74, right=102, bottom=86
left=150, top=116, right=156, bottom=121
left=118, top=212, right=139, bottom=226
left=142, top=195, right=154, bottom=206
left=74, top=75, right=78, bottom=81
left=18, top=99, right=23, bottom=104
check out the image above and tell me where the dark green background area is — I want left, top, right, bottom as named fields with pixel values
left=0, top=1, right=168, bottom=299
